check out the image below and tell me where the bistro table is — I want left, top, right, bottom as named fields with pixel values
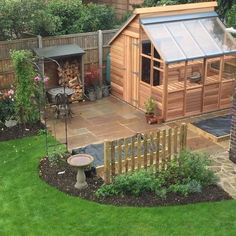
left=47, top=86, right=75, bottom=104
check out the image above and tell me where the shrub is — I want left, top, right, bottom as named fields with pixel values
left=73, top=4, right=116, bottom=33
left=47, top=145, right=68, bottom=165
left=159, top=151, right=218, bottom=187
left=0, top=0, right=117, bottom=40
left=225, top=4, right=236, bottom=28
left=96, top=150, right=218, bottom=199
left=96, top=169, right=162, bottom=198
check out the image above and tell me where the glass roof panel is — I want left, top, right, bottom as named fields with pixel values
left=143, top=23, right=186, bottom=62
left=165, top=22, right=204, bottom=59
left=183, top=19, right=223, bottom=56
left=201, top=18, right=236, bottom=53
left=141, top=14, right=236, bottom=63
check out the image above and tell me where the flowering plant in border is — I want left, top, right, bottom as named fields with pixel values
left=0, top=87, right=16, bottom=125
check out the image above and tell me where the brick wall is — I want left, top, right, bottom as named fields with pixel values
left=229, top=90, right=236, bottom=163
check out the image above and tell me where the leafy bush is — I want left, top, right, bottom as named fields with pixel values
left=225, top=4, right=236, bottom=28
left=162, top=151, right=218, bottom=187
left=47, top=145, right=68, bottom=165
left=72, top=4, right=116, bottom=33
left=96, top=169, right=162, bottom=198
left=96, top=150, right=217, bottom=199
left=0, top=0, right=117, bottom=40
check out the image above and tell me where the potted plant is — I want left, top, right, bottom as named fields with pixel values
left=85, top=65, right=100, bottom=101
left=87, top=88, right=96, bottom=101
left=102, top=83, right=110, bottom=97
left=144, top=97, right=156, bottom=123
left=95, top=86, right=103, bottom=100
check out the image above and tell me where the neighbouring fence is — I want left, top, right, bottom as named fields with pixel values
left=103, top=123, right=187, bottom=183
left=0, top=29, right=118, bottom=91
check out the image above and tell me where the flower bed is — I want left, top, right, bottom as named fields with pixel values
left=39, top=151, right=232, bottom=207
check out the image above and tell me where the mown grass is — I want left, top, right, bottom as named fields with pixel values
left=0, top=135, right=236, bottom=236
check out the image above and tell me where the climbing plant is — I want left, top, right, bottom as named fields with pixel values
left=10, top=50, right=39, bottom=124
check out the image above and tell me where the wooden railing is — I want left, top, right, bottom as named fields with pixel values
left=103, top=123, right=187, bottom=183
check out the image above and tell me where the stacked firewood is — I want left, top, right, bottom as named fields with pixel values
left=57, top=60, right=83, bottom=101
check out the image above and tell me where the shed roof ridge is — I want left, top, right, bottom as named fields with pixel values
left=134, top=1, right=217, bottom=15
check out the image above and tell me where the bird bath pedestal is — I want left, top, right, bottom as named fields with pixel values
left=67, top=154, right=94, bottom=190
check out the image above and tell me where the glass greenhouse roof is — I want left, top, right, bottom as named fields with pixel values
left=141, top=12, right=236, bottom=63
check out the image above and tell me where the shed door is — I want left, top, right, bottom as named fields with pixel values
left=124, top=36, right=139, bottom=107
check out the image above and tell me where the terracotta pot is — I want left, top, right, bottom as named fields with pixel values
left=145, top=113, right=154, bottom=123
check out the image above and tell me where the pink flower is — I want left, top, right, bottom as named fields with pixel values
left=8, top=89, right=14, bottom=95
left=34, top=76, right=42, bottom=82
left=44, top=76, right=49, bottom=83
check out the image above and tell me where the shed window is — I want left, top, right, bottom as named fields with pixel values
left=142, top=41, right=151, bottom=55
left=153, top=69, right=160, bottom=86
left=141, top=57, right=150, bottom=84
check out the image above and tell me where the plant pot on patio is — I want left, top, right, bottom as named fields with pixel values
left=144, top=97, right=156, bottom=124
left=95, top=87, right=103, bottom=100
left=102, top=85, right=110, bottom=97
left=145, top=113, right=155, bottom=123
left=88, top=89, right=96, bottom=102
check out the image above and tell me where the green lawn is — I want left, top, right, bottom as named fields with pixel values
left=1, top=136, right=236, bottom=236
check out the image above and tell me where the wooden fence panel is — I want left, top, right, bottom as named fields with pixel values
left=0, top=29, right=117, bottom=91
left=103, top=123, right=187, bottom=183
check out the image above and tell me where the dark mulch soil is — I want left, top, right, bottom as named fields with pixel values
left=0, top=121, right=45, bottom=141
left=39, top=157, right=232, bottom=207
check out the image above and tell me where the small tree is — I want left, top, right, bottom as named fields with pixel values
left=10, top=50, right=39, bottom=124
left=225, top=4, right=236, bottom=28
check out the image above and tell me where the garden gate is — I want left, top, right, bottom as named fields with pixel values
left=102, top=123, right=187, bottom=183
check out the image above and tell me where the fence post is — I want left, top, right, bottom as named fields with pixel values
left=117, top=139, right=122, bottom=174
left=124, top=138, right=129, bottom=173
left=131, top=136, right=135, bottom=172
left=168, top=128, right=172, bottom=162
left=143, top=134, right=148, bottom=169
left=104, top=140, right=111, bottom=184
left=173, top=126, right=178, bottom=156
left=180, top=123, right=187, bottom=151
left=37, top=35, right=43, bottom=48
left=149, top=132, right=154, bottom=166
left=98, top=30, right=103, bottom=87
left=161, top=129, right=166, bottom=170
left=110, top=141, right=116, bottom=179
left=184, top=123, right=187, bottom=148
left=155, top=131, right=160, bottom=172
left=137, top=134, right=142, bottom=170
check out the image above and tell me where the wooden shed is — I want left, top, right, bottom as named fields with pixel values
left=109, top=2, right=236, bottom=121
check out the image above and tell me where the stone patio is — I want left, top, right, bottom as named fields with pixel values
left=47, top=95, right=236, bottom=198
left=47, top=96, right=170, bottom=150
